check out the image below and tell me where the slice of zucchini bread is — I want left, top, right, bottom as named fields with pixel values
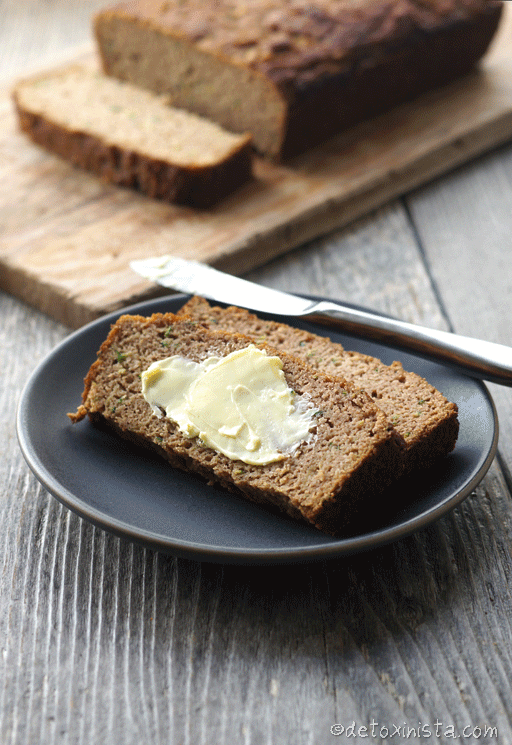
left=13, top=65, right=253, bottom=208
left=69, top=312, right=404, bottom=535
left=177, top=296, right=459, bottom=472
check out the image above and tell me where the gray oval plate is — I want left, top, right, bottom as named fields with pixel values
left=17, top=294, right=499, bottom=564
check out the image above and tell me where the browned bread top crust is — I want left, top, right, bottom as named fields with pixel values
left=70, top=312, right=404, bottom=534
left=100, top=0, right=502, bottom=94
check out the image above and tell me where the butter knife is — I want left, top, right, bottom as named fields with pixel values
left=130, top=255, right=512, bottom=386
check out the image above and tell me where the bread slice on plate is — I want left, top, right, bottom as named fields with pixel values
left=13, top=65, right=253, bottom=208
left=177, top=296, right=459, bottom=473
left=69, top=312, right=404, bottom=535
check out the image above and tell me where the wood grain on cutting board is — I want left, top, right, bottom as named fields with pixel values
left=1, top=6, right=512, bottom=328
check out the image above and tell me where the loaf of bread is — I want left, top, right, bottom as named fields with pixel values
left=94, top=0, right=503, bottom=158
left=177, top=296, right=459, bottom=472
left=13, top=65, right=253, bottom=208
left=69, top=312, right=405, bottom=535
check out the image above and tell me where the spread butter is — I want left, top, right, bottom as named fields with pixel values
left=141, top=345, right=317, bottom=465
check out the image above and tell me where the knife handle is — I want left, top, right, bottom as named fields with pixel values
left=303, top=300, right=512, bottom=386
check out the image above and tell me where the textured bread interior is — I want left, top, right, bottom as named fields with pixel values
left=95, top=13, right=287, bottom=157
left=14, top=66, right=252, bottom=167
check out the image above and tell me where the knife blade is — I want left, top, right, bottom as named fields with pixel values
left=130, top=255, right=512, bottom=386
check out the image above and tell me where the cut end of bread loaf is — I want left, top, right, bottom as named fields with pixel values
left=13, top=65, right=253, bottom=208
left=94, top=9, right=288, bottom=158
left=69, top=312, right=405, bottom=535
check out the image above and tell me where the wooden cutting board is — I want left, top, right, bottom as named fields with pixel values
left=2, top=7, right=512, bottom=329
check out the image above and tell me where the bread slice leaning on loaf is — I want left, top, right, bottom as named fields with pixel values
left=94, top=0, right=503, bottom=159
left=177, top=296, right=459, bottom=473
left=69, top=313, right=404, bottom=535
left=13, top=65, right=253, bottom=208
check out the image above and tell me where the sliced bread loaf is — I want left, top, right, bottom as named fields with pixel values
left=177, top=296, right=459, bottom=472
left=13, top=65, right=253, bottom=208
left=94, top=0, right=502, bottom=158
left=69, top=312, right=404, bottom=535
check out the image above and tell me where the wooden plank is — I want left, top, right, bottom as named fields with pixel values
left=405, top=135, right=512, bottom=472
left=1, top=5, right=512, bottom=327
left=0, top=0, right=106, bottom=86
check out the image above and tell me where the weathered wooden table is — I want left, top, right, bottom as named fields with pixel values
left=2, top=3, right=512, bottom=743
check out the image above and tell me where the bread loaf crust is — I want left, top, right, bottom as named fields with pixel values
left=70, top=312, right=405, bottom=535
left=94, top=0, right=503, bottom=157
